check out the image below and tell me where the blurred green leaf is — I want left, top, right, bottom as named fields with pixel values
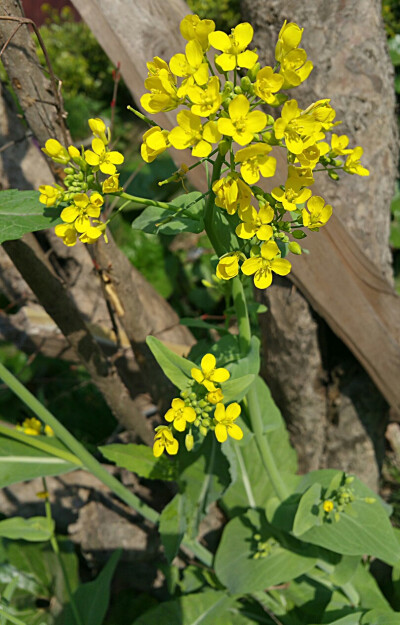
left=0, top=191, right=61, bottom=244
left=99, top=443, right=176, bottom=480
left=0, top=517, right=54, bottom=542
left=159, top=494, right=187, bottom=563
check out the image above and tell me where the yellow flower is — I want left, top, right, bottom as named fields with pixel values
left=209, top=23, right=258, bottom=71
left=254, top=66, right=284, bottom=104
left=218, top=94, right=266, bottom=146
left=16, top=417, right=42, bottom=436
left=153, top=426, right=179, bottom=457
left=42, top=139, right=70, bottom=164
left=54, top=223, right=78, bottom=247
left=236, top=203, right=274, bottom=241
left=241, top=240, right=291, bottom=289
left=141, top=70, right=181, bottom=114
left=271, top=178, right=312, bottom=211
left=213, top=173, right=252, bottom=215
left=170, top=40, right=209, bottom=86
left=214, top=402, right=243, bottom=443
left=180, top=14, right=215, bottom=52
left=88, top=118, right=110, bottom=145
left=188, top=76, right=222, bottom=117
left=147, top=56, right=171, bottom=77
left=274, top=100, right=321, bottom=154
left=275, top=20, right=304, bottom=63
left=343, top=147, right=369, bottom=176
left=79, top=220, right=108, bottom=244
left=84, top=138, right=124, bottom=175
left=38, top=184, right=62, bottom=207
left=102, top=174, right=122, bottom=194
left=302, top=196, right=332, bottom=230
left=169, top=111, right=221, bottom=158
left=297, top=142, right=329, bottom=169
left=207, top=388, right=224, bottom=404
left=288, top=164, right=314, bottom=187
left=330, top=133, right=353, bottom=156
left=141, top=127, right=170, bottom=163
left=44, top=425, right=54, bottom=437
left=216, top=252, right=241, bottom=280
left=191, top=353, right=230, bottom=392
left=323, top=500, right=334, bottom=513
left=68, top=145, right=84, bottom=166
left=235, top=144, right=276, bottom=184
left=60, top=192, right=103, bottom=233
left=164, top=398, right=196, bottom=432
left=303, top=99, right=337, bottom=130
left=279, top=49, right=313, bottom=89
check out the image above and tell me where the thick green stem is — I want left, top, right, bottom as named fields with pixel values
left=119, top=191, right=173, bottom=211
left=203, top=151, right=226, bottom=257
left=0, top=362, right=213, bottom=565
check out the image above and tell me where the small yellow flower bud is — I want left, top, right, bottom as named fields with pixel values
left=289, top=242, right=302, bottom=255
left=185, top=432, right=194, bottom=451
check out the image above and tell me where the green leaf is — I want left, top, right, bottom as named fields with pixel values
left=221, top=374, right=255, bottom=404
left=295, top=473, right=400, bottom=564
left=0, top=517, right=54, bottom=542
left=0, top=190, right=62, bottom=244
left=293, top=483, right=322, bottom=536
left=56, top=549, right=121, bottom=625
left=99, top=443, right=176, bottom=480
left=252, top=376, right=282, bottom=433
left=159, top=493, right=187, bottom=563
left=330, top=555, right=360, bottom=586
left=388, top=35, right=400, bottom=66
left=180, top=318, right=230, bottom=335
left=132, top=589, right=236, bottom=625
left=131, top=192, right=205, bottom=235
left=0, top=436, right=77, bottom=488
left=361, top=611, right=400, bottom=625
left=146, top=336, right=195, bottom=390
left=214, top=509, right=317, bottom=594
left=310, top=614, right=362, bottom=625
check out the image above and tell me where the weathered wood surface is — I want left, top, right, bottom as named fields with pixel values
left=70, top=0, right=400, bottom=416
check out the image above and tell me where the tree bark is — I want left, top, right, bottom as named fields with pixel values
left=243, top=0, right=397, bottom=488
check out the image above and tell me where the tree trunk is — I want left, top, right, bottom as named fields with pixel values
left=243, top=0, right=397, bottom=489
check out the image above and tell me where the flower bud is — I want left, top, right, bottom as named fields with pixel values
left=189, top=392, right=197, bottom=400
left=234, top=86, right=242, bottom=94
left=223, top=81, right=234, bottom=93
left=289, top=241, right=302, bottom=255
left=218, top=139, right=230, bottom=156
left=240, top=76, right=251, bottom=92
left=328, top=171, right=339, bottom=180
left=199, top=425, right=208, bottom=436
left=185, top=432, right=194, bottom=452
left=292, top=230, right=306, bottom=239
left=247, top=62, right=260, bottom=81
left=64, top=167, right=74, bottom=175
left=202, top=418, right=211, bottom=427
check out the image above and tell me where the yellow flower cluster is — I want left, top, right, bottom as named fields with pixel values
left=16, top=417, right=54, bottom=437
left=153, top=353, right=243, bottom=457
left=139, top=15, right=369, bottom=291
left=38, top=119, right=124, bottom=246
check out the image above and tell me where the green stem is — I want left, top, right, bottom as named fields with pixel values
left=118, top=191, right=173, bottom=211
left=0, top=362, right=213, bottom=566
left=203, top=151, right=226, bottom=257
left=43, top=478, right=83, bottom=625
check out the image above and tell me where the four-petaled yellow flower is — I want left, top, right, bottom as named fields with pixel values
left=141, top=69, right=181, bottom=114
left=207, top=388, right=224, bottom=404
left=84, top=138, right=124, bottom=175
left=169, top=111, right=221, bottom=157
left=274, top=99, right=323, bottom=154
left=275, top=20, right=303, bottom=63
left=188, top=76, right=222, bottom=117
left=79, top=220, right=108, bottom=244
left=271, top=178, right=312, bottom=211
left=16, top=417, right=42, bottom=436
left=102, top=174, right=122, bottom=194
left=39, top=184, right=61, bottom=207
left=297, top=142, right=329, bottom=169
left=170, top=40, right=209, bottom=87
left=241, top=240, right=291, bottom=289
left=60, top=192, right=103, bottom=233
left=141, top=127, right=170, bottom=163
left=213, top=173, right=252, bottom=215
left=209, top=23, right=258, bottom=71
left=42, top=139, right=70, bottom=164
left=54, top=223, right=78, bottom=247
left=180, top=14, right=215, bottom=52
left=236, top=203, right=274, bottom=241
left=344, top=147, right=369, bottom=176
left=216, top=252, right=241, bottom=280
left=218, top=95, right=266, bottom=146
left=88, top=118, right=110, bottom=145
left=279, top=49, right=313, bottom=89
left=302, top=196, right=332, bottom=230
left=164, top=398, right=197, bottom=431
left=191, top=353, right=230, bottom=391
left=330, top=133, right=353, bottom=156
left=235, top=144, right=276, bottom=184
left=153, top=426, right=179, bottom=457
left=254, top=66, right=284, bottom=105
left=214, top=402, right=243, bottom=443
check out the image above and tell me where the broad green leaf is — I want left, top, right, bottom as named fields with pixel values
left=295, top=474, right=400, bottom=564
left=159, top=493, right=187, bottom=563
left=330, top=555, right=360, bottom=586
left=0, top=517, right=54, bottom=542
left=310, top=615, right=362, bottom=625
left=0, top=436, right=77, bottom=488
left=220, top=374, right=255, bottom=404
left=293, top=483, right=322, bottom=536
left=352, top=563, right=391, bottom=612
left=132, top=589, right=236, bottom=625
left=131, top=192, right=204, bottom=235
left=251, top=376, right=282, bottom=433
left=99, top=443, right=176, bottom=480
left=218, top=338, right=260, bottom=404
left=146, top=336, right=195, bottom=390
left=214, top=509, right=317, bottom=594
left=362, top=611, right=400, bottom=625
left=56, top=549, right=121, bottom=625
left=0, top=190, right=62, bottom=244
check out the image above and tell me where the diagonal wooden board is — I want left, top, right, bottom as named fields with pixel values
left=70, top=0, right=400, bottom=413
